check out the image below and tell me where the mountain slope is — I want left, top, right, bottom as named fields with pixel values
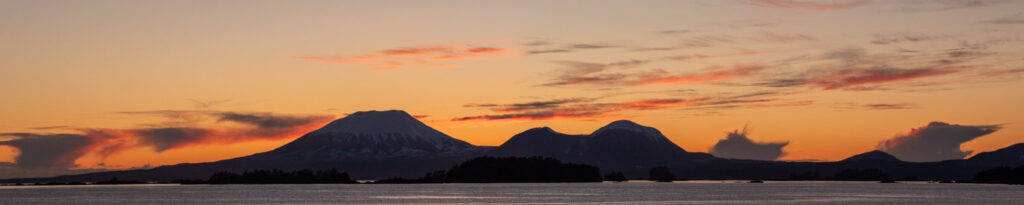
left=967, top=143, right=1024, bottom=167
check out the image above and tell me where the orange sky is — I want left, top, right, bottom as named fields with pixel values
left=1, top=0, right=1023, bottom=177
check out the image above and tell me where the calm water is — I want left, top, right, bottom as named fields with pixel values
left=1, top=181, right=1022, bottom=204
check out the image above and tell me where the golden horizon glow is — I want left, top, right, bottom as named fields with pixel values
left=2, top=0, right=1023, bottom=177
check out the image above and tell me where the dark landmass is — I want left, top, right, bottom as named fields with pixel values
left=2, top=110, right=1023, bottom=184
left=965, top=165, right=1024, bottom=185
left=603, top=172, right=627, bottom=182
left=444, top=156, right=601, bottom=183
left=649, top=166, right=676, bottom=182
left=94, top=177, right=146, bottom=185
left=195, top=168, right=357, bottom=184
left=372, top=156, right=605, bottom=184
left=829, top=169, right=893, bottom=181
left=487, top=122, right=713, bottom=179
left=373, top=170, right=446, bottom=184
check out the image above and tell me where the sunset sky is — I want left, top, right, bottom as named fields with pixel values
left=2, top=0, right=1024, bottom=178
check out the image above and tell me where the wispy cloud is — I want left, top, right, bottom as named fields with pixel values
left=813, top=67, right=959, bottom=90
left=29, top=125, right=73, bottom=130
left=454, top=91, right=805, bottom=121
left=887, top=0, right=1009, bottom=12
left=453, top=98, right=704, bottom=121
left=980, top=12, right=1024, bottom=24
left=836, top=103, right=914, bottom=110
left=524, top=43, right=618, bottom=55
left=543, top=64, right=767, bottom=87
left=744, top=0, right=868, bottom=10
left=870, top=33, right=943, bottom=45
left=298, top=44, right=519, bottom=70
left=632, top=66, right=767, bottom=85
left=754, top=46, right=985, bottom=90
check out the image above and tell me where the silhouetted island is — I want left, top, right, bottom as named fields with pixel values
left=186, top=168, right=357, bottom=184
left=373, top=170, right=447, bottom=184
left=649, top=166, right=677, bottom=182
left=829, top=168, right=894, bottom=181
left=94, top=177, right=146, bottom=185
left=375, top=156, right=602, bottom=183
left=603, top=172, right=627, bottom=182
left=967, top=165, right=1024, bottom=185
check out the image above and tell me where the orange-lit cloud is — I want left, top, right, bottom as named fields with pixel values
left=0, top=112, right=334, bottom=170
left=746, top=0, right=868, bottom=10
left=298, top=45, right=519, bottom=70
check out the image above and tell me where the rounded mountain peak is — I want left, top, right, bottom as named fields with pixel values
left=842, top=150, right=901, bottom=162
left=524, top=127, right=556, bottom=133
left=592, top=120, right=651, bottom=135
left=344, top=110, right=416, bottom=120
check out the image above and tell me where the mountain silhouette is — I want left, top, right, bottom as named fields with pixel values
left=842, top=150, right=901, bottom=162
left=487, top=120, right=711, bottom=176
left=2, top=110, right=1023, bottom=183
left=257, top=110, right=485, bottom=160
left=966, top=143, right=1024, bottom=167
left=235, top=110, right=491, bottom=178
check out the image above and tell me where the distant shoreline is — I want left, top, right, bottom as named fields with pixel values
left=3, top=180, right=1021, bottom=187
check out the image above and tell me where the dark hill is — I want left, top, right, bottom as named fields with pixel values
left=486, top=120, right=712, bottom=177
left=842, top=150, right=901, bottom=162
left=967, top=143, right=1024, bottom=167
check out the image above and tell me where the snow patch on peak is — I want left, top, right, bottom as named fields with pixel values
left=311, top=110, right=454, bottom=144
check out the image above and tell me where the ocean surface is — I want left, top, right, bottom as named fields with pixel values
left=1, top=181, right=1022, bottom=204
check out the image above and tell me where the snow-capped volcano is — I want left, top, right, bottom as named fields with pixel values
left=265, top=110, right=480, bottom=159
left=310, top=110, right=473, bottom=148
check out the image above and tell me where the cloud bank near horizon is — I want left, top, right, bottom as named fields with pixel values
left=877, top=121, right=1001, bottom=162
left=709, top=128, right=789, bottom=161
left=0, top=111, right=334, bottom=172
